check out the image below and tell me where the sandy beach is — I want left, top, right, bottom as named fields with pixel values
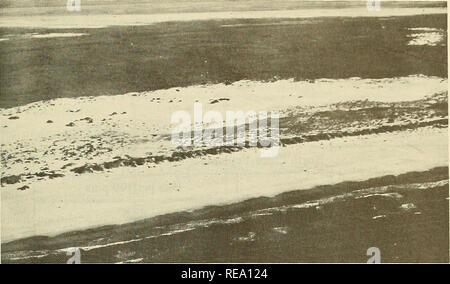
left=1, top=75, right=448, bottom=242
left=0, top=7, right=446, bottom=29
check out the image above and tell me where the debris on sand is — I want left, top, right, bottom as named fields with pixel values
left=210, top=98, right=230, bottom=104
left=80, top=117, right=93, bottom=123
left=1, top=175, right=21, bottom=185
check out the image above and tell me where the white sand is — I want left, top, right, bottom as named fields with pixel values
left=1, top=75, right=446, bottom=140
left=408, top=28, right=443, bottom=32
left=2, top=126, right=447, bottom=242
left=407, top=27, right=445, bottom=46
left=407, top=32, right=445, bottom=46
left=0, top=76, right=446, bottom=177
left=0, top=8, right=446, bottom=29
left=0, top=33, right=88, bottom=42
left=30, top=33, right=88, bottom=39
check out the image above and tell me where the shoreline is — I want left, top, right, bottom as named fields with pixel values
left=0, top=7, right=448, bottom=263
left=1, top=76, right=447, bottom=187
left=0, top=7, right=447, bottom=29
left=1, top=75, right=448, bottom=243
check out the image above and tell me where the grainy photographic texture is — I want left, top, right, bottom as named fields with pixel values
left=0, top=0, right=448, bottom=264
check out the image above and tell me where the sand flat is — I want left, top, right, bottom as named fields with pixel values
left=0, top=76, right=446, bottom=179
left=1, top=76, right=447, bottom=243
left=2, top=126, right=447, bottom=242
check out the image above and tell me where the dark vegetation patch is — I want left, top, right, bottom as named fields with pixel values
left=1, top=171, right=64, bottom=186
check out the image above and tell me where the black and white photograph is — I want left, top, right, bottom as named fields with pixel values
left=0, top=0, right=448, bottom=265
